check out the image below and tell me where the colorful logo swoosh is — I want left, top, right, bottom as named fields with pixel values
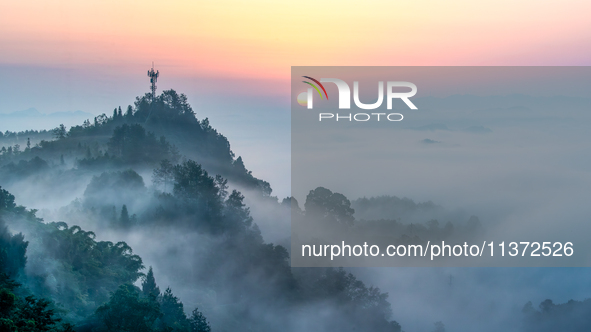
left=302, top=76, right=328, bottom=100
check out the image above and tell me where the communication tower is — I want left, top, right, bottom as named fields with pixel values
left=147, top=62, right=159, bottom=101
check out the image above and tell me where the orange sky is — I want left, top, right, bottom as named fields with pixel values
left=2, top=0, right=591, bottom=84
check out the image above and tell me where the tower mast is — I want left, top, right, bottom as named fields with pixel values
left=147, top=62, right=159, bottom=101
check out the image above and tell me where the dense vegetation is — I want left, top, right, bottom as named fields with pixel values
left=0, top=91, right=402, bottom=331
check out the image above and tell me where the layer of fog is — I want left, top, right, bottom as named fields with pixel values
left=2, top=93, right=590, bottom=331
left=292, top=95, right=591, bottom=266
left=289, top=94, right=591, bottom=329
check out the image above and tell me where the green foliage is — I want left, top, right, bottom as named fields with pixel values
left=1, top=157, right=49, bottom=179
left=171, top=160, right=222, bottom=230
left=0, top=287, right=73, bottom=332
left=0, top=222, right=71, bottom=332
left=142, top=267, right=160, bottom=299
left=107, top=124, right=175, bottom=165
left=1, top=89, right=270, bottom=195
left=0, top=218, right=28, bottom=278
left=119, top=205, right=132, bottom=228
left=522, top=298, right=591, bottom=332
left=52, top=125, right=68, bottom=140
left=173, top=160, right=218, bottom=202
left=189, top=308, right=210, bottom=332
left=83, top=170, right=146, bottom=217
left=153, top=159, right=175, bottom=192
left=95, top=284, right=161, bottom=332
left=96, top=275, right=203, bottom=332
left=304, top=187, right=355, bottom=226
left=295, top=267, right=400, bottom=332
left=0, top=186, right=17, bottom=212
left=224, top=190, right=253, bottom=231
left=159, top=287, right=189, bottom=331
left=29, top=222, right=144, bottom=319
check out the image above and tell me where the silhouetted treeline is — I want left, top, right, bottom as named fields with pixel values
left=0, top=129, right=53, bottom=150
left=294, top=187, right=484, bottom=248
left=0, top=89, right=270, bottom=195
left=522, top=298, right=591, bottom=332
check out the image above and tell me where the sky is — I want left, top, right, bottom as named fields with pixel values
left=2, top=0, right=591, bottom=198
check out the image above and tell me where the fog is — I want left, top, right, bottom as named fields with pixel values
left=1, top=83, right=590, bottom=331
left=287, top=68, right=591, bottom=329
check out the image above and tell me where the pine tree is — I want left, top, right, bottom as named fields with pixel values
left=189, top=308, right=211, bottom=332
left=152, top=159, right=175, bottom=192
left=214, top=175, right=228, bottom=200
left=95, top=284, right=161, bottom=332
left=160, top=287, right=189, bottom=330
left=52, top=124, right=67, bottom=139
left=125, top=105, right=133, bottom=118
left=142, top=267, right=160, bottom=300
left=120, top=205, right=130, bottom=228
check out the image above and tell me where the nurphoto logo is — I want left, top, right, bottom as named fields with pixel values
left=297, top=76, right=418, bottom=121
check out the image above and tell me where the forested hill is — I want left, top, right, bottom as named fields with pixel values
left=0, top=89, right=270, bottom=196
left=0, top=90, right=403, bottom=332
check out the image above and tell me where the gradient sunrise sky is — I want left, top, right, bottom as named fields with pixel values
left=2, top=0, right=591, bottom=81
left=1, top=0, right=590, bottom=197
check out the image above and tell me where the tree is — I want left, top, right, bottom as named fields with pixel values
left=107, top=124, right=173, bottom=164
left=173, top=161, right=218, bottom=200
left=159, top=287, right=189, bottom=331
left=225, top=190, right=253, bottom=228
left=232, top=156, right=248, bottom=175
left=0, top=187, right=17, bottom=211
left=0, top=221, right=70, bottom=332
left=0, top=287, right=72, bottom=332
left=189, top=308, right=211, bottom=332
left=95, top=284, right=161, bottom=332
left=304, top=187, right=355, bottom=226
left=214, top=175, right=228, bottom=200
left=120, top=205, right=131, bottom=228
left=36, top=222, right=144, bottom=319
left=95, top=114, right=108, bottom=126
left=153, top=159, right=175, bottom=192
left=52, top=124, right=67, bottom=139
left=0, top=219, right=28, bottom=278
left=125, top=105, right=133, bottom=118
left=142, top=267, right=160, bottom=299
left=160, top=90, right=194, bottom=117
left=282, top=197, right=302, bottom=214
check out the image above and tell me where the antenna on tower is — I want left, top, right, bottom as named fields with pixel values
left=147, top=62, right=159, bottom=101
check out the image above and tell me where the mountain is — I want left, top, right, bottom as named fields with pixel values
left=0, top=108, right=96, bottom=133
left=0, top=89, right=402, bottom=332
left=0, top=108, right=94, bottom=118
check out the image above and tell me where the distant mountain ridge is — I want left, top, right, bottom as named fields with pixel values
left=0, top=108, right=96, bottom=133
left=0, top=107, right=94, bottom=118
